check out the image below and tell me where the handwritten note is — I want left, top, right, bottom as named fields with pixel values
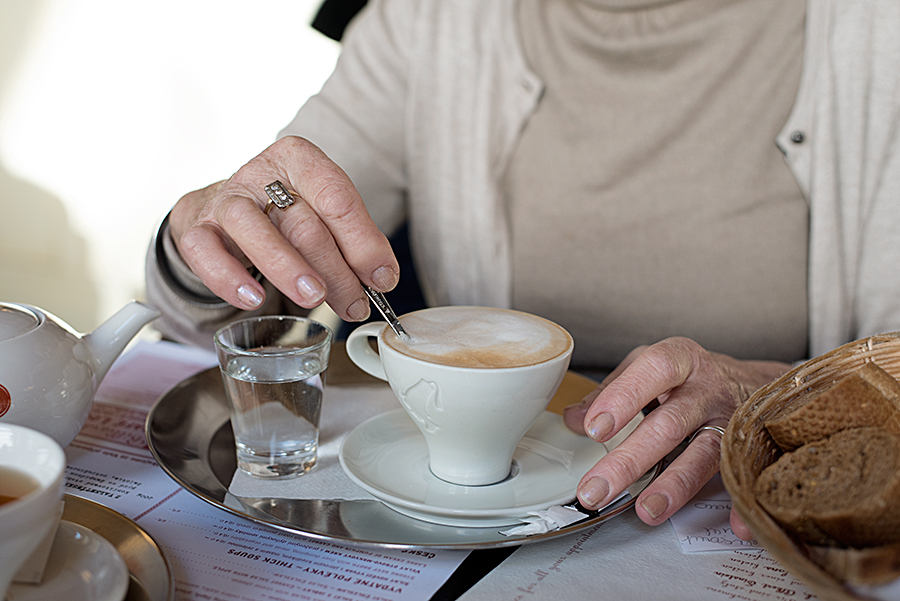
left=668, top=475, right=761, bottom=553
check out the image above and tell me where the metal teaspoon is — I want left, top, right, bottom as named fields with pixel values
left=362, top=285, right=410, bottom=340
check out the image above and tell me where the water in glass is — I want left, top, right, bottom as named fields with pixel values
left=222, top=350, right=325, bottom=478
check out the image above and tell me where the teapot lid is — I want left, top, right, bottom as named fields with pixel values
left=0, top=304, right=41, bottom=341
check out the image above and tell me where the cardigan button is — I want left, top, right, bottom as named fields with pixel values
left=790, top=131, right=805, bottom=144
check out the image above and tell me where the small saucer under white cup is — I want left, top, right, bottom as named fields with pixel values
left=0, top=425, right=130, bottom=601
left=6, top=520, right=129, bottom=601
left=339, top=409, right=643, bottom=527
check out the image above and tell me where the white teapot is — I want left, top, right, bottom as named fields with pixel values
left=0, top=301, right=161, bottom=447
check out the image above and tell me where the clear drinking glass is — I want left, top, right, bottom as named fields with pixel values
left=214, top=316, right=332, bottom=479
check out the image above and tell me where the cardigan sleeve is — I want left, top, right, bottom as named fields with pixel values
left=278, top=0, right=415, bottom=238
left=783, top=0, right=900, bottom=356
left=144, top=0, right=418, bottom=347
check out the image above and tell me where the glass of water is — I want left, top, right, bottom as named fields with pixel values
left=214, top=316, right=333, bottom=479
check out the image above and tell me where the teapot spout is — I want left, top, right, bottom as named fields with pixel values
left=82, top=301, right=161, bottom=383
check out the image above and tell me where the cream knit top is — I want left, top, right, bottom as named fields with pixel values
left=507, top=0, right=807, bottom=366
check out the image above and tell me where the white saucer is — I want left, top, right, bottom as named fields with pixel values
left=7, top=520, right=130, bottom=601
left=339, top=409, right=641, bottom=527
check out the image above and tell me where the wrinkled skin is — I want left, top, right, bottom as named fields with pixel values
left=170, top=136, right=785, bottom=539
left=563, top=337, right=789, bottom=538
left=169, top=136, right=400, bottom=321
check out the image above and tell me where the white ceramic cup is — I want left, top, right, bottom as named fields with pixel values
left=346, top=306, right=574, bottom=486
left=0, top=423, right=66, bottom=596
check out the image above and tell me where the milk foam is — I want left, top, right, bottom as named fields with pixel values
left=384, top=307, right=571, bottom=368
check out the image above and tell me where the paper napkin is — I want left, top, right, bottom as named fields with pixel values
left=228, top=384, right=398, bottom=501
left=499, top=491, right=630, bottom=537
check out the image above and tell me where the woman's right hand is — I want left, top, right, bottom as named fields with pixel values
left=168, top=135, right=400, bottom=322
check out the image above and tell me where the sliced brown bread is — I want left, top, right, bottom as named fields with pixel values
left=807, top=543, right=900, bottom=586
left=755, top=426, right=900, bottom=548
left=766, top=362, right=900, bottom=452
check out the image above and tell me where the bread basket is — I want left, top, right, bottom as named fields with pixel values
left=721, top=333, right=900, bottom=601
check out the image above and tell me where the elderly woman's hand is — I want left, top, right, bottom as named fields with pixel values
left=563, top=337, right=790, bottom=527
left=168, top=135, right=399, bottom=321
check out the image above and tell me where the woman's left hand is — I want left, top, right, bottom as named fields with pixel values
left=563, top=337, right=789, bottom=527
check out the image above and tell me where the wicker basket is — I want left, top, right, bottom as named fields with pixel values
left=721, top=332, right=900, bottom=601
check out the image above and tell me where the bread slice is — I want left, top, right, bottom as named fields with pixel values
left=807, top=543, right=900, bottom=586
left=755, top=426, right=900, bottom=547
left=766, top=362, right=900, bottom=452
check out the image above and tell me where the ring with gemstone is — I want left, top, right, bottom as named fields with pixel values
left=263, top=180, right=297, bottom=215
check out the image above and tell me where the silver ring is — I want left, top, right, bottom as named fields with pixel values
left=688, top=424, right=726, bottom=445
left=264, top=180, right=297, bottom=215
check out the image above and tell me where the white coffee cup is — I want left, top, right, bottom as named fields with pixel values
left=346, top=306, right=574, bottom=486
left=0, top=423, right=66, bottom=596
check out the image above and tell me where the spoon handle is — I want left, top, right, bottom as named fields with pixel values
left=362, top=285, right=410, bottom=340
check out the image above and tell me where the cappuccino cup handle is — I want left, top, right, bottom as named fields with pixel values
left=345, top=322, right=389, bottom=381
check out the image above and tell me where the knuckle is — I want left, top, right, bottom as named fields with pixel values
left=312, top=180, right=358, bottom=223
left=326, top=277, right=365, bottom=306
left=283, top=212, right=333, bottom=252
left=658, top=337, right=704, bottom=367
left=258, top=135, right=312, bottom=166
left=641, top=343, right=690, bottom=384
left=272, top=134, right=309, bottom=154
left=178, top=226, right=205, bottom=256
left=646, top=405, right=691, bottom=442
left=602, top=446, right=647, bottom=485
left=216, top=196, right=258, bottom=229
left=259, top=247, right=295, bottom=275
left=651, top=357, right=683, bottom=386
left=653, top=453, right=720, bottom=509
left=668, top=336, right=701, bottom=350
left=662, top=467, right=700, bottom=504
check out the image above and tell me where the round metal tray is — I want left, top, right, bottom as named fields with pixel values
left=145, top=367, right=659, bottom=550
left=63, top=494, right=174, bottom=601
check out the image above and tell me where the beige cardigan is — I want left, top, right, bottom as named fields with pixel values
left=147, top=0, right=900, bottom=357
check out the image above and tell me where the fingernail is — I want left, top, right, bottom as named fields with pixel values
left=237, top=284, right=263, bottom=308
left=347, top=297, right=370, bottom=321
left=587, top=413, right=614, bottom=442
left=371, top=266, right=398, bottom=291
left=579, top=477, right=609, bottom=508
left=641, top=493, right=669, bottom=520
left=296, top=275, right=325, bottom=304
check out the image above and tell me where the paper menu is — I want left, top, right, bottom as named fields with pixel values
left=138, top=488, right=468, bottom=601
left=93, top=339, right=219, bottom=408
left=458, top=509, right=818, bottom=601
left=458, top=467, right=816, bottom=601
left=64, top=340, right=470, bottom=601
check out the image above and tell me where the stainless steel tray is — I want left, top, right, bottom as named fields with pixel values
left=145, top=367, right=659, bottom=550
